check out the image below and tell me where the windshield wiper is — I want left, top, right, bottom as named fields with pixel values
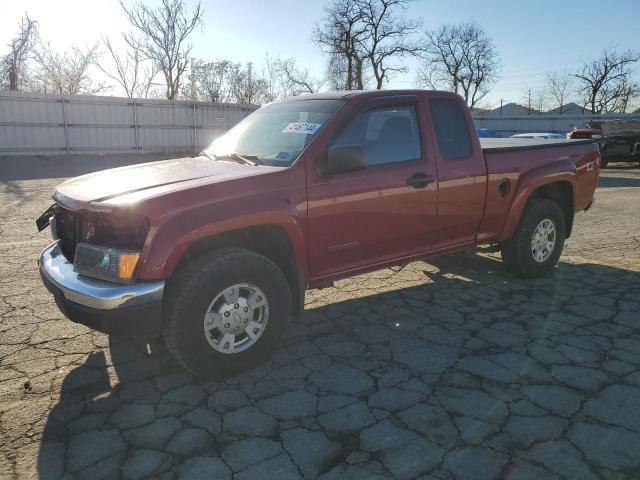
left=213, top=153, right=261, bottom=166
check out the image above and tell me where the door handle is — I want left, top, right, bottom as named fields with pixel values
left=406, top=173, right=434, bottom=189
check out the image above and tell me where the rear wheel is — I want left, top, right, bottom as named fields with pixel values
left=501, top=198, right=565, bottom=278
left=162, top=248, right=291, bottom=378
left=601, top=155, right=609, bottom=168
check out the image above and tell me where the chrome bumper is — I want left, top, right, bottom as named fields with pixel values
left=39, top=241, right=164, bottom=310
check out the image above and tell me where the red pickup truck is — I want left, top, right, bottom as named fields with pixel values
left=38, top=90, right=599, bottom=377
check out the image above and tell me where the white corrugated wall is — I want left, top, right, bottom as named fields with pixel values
left=0, top=91, right=258, bottom=155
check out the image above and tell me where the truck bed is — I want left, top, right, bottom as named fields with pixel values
left=480, top=138, right=595, bottom=152
left=478, top=136, right=600, bottom=245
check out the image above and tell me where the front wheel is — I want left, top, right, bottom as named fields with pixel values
left=501, top=198, right=566, bottom=278
left=162, top=248, right=292, bottom=378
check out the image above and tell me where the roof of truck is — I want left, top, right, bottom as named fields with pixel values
left=481, top=138, right=595, bottom=152
left=279, top=89, right=452, bottom=101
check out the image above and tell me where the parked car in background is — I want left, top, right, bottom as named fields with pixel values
left=511, top=133, right=564, bottom=139
left=599, top=119, right=640, bottom=167
left=477, top=128, right=500, bottom=138
left=567, top=122, right=603, bottom=140
left=37, top=90, right=600, bottom=377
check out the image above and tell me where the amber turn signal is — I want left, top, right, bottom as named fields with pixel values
left=118, top=252, right=140, bottom=280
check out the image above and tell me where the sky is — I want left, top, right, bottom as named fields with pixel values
left=1, top=0, right=639, bottom=108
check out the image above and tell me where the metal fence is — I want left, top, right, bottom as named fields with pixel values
left=4, top=91, right=639, bottom=153
left=0, top=91, right=258, bottom=155
left=473, top=113, right=640, bottom=137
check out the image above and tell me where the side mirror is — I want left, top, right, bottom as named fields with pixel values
left=323, top=145, right=366, bottom=175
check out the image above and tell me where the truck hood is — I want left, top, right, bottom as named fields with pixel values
left=54, top=156, right=268, bottom=208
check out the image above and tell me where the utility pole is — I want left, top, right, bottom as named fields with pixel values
left=500, top=98, right=503, bottom=116
left=190, top=57, right=197, bottom=101
left=247, top=62, right=253, bottom=104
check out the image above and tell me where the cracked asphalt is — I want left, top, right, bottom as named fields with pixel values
left=1, top=155, right=639, bottom=479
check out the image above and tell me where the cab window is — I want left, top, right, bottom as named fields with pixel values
left=331, top=106, right=421, bottom=166
left=429, top=98, right=472, bottom=159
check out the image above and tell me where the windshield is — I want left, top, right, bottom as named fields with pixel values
left=205, top=99, right=345, bottom=166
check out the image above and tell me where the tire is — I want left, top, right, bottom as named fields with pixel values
left=162, top=248, right=292, bottom=378
left=500, top=198, right=566, bottom=278
left=600, top=156, right=609, bottom=168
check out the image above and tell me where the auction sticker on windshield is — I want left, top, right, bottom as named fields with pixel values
left=282, top=122, right=322, bottom=134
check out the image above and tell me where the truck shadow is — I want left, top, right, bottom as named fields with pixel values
left=36, top=254, right=640, bottom=478
left=36, top=338, right=175, bottom=479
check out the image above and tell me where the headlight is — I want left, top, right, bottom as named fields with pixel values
left=73, top=243, right=141, bottom=284
left=80, top=212, right=149, bottom=250
left=592, top=134, right=603, bottom=140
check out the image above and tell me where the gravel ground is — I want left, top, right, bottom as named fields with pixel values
left=0, top=156, right=639, bottom=479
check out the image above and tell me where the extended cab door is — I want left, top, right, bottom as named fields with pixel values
left=306, top=96, right=438, bottom=282
left=427, top=96, right=487, bottom=250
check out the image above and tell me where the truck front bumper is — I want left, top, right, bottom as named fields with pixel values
left=39, top=242, right=165, bottom=337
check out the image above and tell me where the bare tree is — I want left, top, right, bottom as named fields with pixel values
left=120, top=0, right=203, bottom=100
left=521, top=87, right=547, bottom=113
left=546, top=70, right=573, bottom=113
left=356, top=0, right=422, bottom=89
left=418, top=21, right=500, bottom=109
left=228, top=62, right=269, bottom=105
left=607, top=76, right=639, bottom=113
left=261, top=54, right=281, bottom=103
left=264, top=54, right=321, bottom=99
left=313, top=0, right=421, bottom=90
left=278, top=58, right=321, bottom=96
left=324, top=54, right=349, bottom=90
left=31, top=43, right=108, bottom=95
left=535, top=89, right=547, bottom=113
left=186, top=59, right=237, bottom=103
left=575, top=48, right=640, bottom=113
left=1, top=14, right=38, bottom=91
left=312, top=0, right=368, bottom=90
left=185, top=56, right=316, bottom=104
left=99, top=36, right=157, bottom=98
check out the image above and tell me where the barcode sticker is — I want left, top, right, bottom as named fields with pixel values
left=282, top=122, right=322, bottom=134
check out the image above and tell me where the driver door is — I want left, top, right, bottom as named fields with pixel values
left=306, top=99, right=438, bottom=282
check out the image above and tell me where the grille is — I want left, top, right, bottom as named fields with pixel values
left=55, top=207, right=82, bottom=262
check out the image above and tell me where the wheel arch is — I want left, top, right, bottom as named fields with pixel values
left=501, top=172, right=576, bottom=241
left=170, top=225, right=306, bottom=316
left=527, top=181, right=574, bottom=237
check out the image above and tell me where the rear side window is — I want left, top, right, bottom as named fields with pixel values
left=429, top=98, right=472, bottom=159
left=331, top=106, right=421, bottom=166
